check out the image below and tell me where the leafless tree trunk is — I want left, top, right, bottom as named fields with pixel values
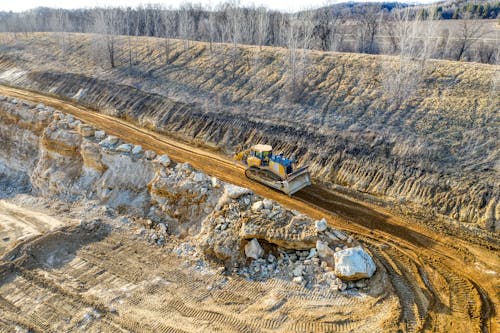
left=356, top=5, right=381, bottom=54
left=452, top=14, right=485, bottom=61
left=256, top=7, right=268, bottom=51
left=93, top=8, right=119, bottom=68
left=161, top=8, right=176, bottom=64
left=381, top=7, right=434, bottom=107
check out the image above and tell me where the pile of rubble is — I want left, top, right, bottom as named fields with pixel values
left=235, top=218, right=376, bottom=291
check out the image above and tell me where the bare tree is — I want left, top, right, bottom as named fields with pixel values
left=381, top=6, right=434, bottom=107
left=286, top=14, right=302, bottom=100
left=93, top=8, right=120, bottom=68
left=160, top=8, right=176, bottom=63
left=179, top=5, right=194, bottom=51
left=256, top=7, right=269, bottom=50
left=452, top=13, right=485, bottom=61
left=356, top=5, right=381, bottom=54
left=227, top=1, right=242, bottom=79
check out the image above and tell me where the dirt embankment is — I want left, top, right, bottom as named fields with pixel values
left=0, top=33, right=498, bottom=232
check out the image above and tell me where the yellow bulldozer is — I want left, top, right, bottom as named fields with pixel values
left=234, top=144, right=311, bottom=195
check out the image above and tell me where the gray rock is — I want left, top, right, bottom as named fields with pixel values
left=245, top=238, right=264, bottom=260
left=315, top=218, right=328, bottom=232
left=325, top=231, right=339, bottom=241
left=116, top=144, right=133, bottom=153
left=99, top=136, right=119, bottom=148
left=79, top=124, right=95, bottom=137
left=156, top=154, right=171, bottom=167
left=316, top=240, right=335, bottom=267
left=331, top=229, right=348, bottom=241
left=306, top=248, right=317, bottom=259
left=144, top=150, right=157, bottom=160
left=262, top=199, right=273, bottom=210
left=158, top=223, right=167, bottom=234
left=193, top=172, right=206, bottom=182
left=94, top=130, right=106, bottom=140
left=293, top=264, right=304, bottom=277
left=132, top=145, right=143, bottom=155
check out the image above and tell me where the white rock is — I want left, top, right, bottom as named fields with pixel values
left=181, top=163, right=193, bottom=172
left=262, top=199, right=273, bottom=210
left=132, top=145, right=143, bottom=155
left=193, top=172, right=206, bottom=182
left=211, top=176, right=220, bottom=188
left=252, top=201, right=264, bottom=212
left=293, top=264, right=303, bottom=277
left=224, top=184, right=251, bottom=199
left=334, top=246, right=376, bottom=281
left=99, top=135, right=118, bottom=147
left=315, top=218, right=328, bottom=232
left=144, top=150, right=156, bottom=160
left=316, top=240, right=335, bottom=267
left=292, top=276, right=303, bottom=284
left=36, top=103, right=46, bottom=110
left=94, top=130, right=106, bottom=140
left=306, top=248, right=317, bottom=259
left=157, top=223, right=167, bottom=234
left=156, top=154, right=171, bottom=167
left=245, top=238, right=264, bottom=260
left=116, top=144, right=133, bottom=153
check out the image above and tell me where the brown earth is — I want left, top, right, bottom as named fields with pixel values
left=0, top=85, right=498, bottom=332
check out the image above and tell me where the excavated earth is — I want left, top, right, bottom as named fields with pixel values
left=0, top=90, right=498, bottom=332
left=0, top=33, right=498, bottom=332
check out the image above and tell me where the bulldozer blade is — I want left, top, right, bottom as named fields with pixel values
left=283, top=167, right=311, bottom=195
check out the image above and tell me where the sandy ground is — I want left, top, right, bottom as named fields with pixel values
left=0, top=85, right=498, bottom=332
left=0, top=197, right=397, bottom=332
left=0, top=200, right=69, bottom=254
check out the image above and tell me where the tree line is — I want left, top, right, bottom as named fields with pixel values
left=0, top=1, right=498, bottom=65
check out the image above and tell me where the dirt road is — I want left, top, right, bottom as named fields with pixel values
left=0, top=84, right=498, bottom=332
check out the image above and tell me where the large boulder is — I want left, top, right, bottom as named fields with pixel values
left=224, top=184, right=251, bottom=199
left=245, top=238, right=264, bottom=259
left=334, top=246, right=376, bottom=281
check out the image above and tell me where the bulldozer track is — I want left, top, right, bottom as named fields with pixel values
left=0, top=85, right=498, bottom=332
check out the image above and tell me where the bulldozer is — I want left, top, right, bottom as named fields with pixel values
left=234, top=144, right=311, bottom=195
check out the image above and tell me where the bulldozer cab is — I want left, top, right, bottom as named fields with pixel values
left=250, top=144, right=272, bottom=166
